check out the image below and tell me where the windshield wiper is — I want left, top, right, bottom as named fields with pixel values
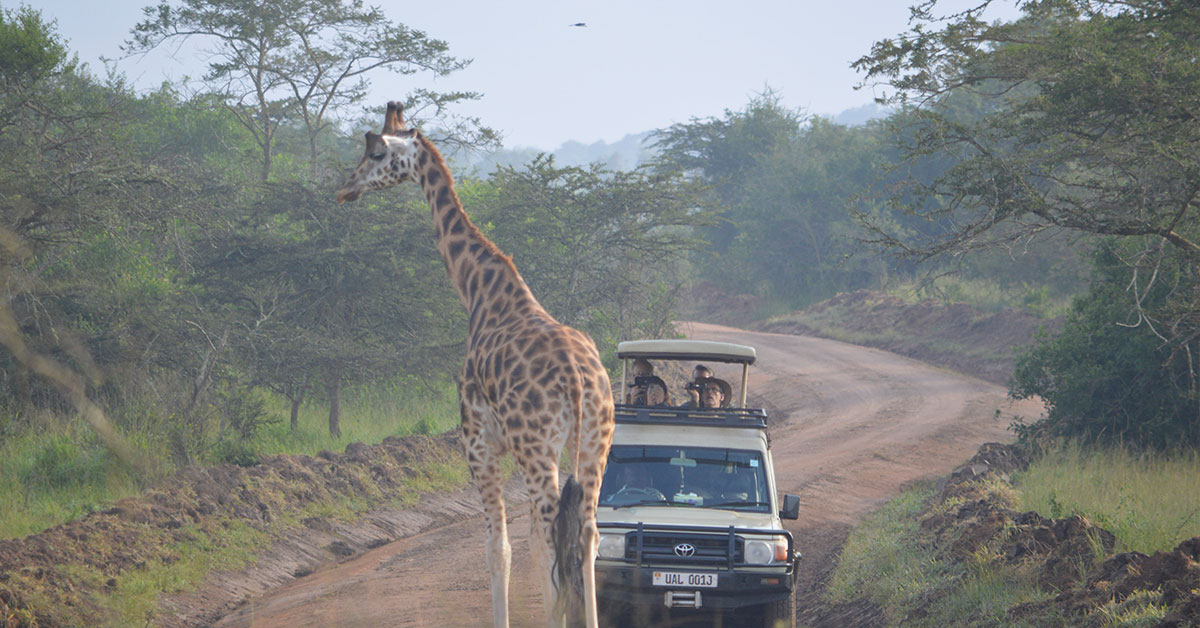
left=705, top=500, right=771, bottom=509
left=611, top=499, right=704, bottom=510
left=610, top=499, right=667, bottom=509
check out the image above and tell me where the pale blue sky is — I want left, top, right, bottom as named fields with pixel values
left=21, top=0, right=1020, bottom=150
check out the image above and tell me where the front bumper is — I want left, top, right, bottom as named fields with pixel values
left=595, top=522, right=796, bottom=612
left=596, top=562, right=794, bottom=611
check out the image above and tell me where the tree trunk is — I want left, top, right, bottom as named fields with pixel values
left=327, top=372, right=342, bottom=439
left=289, top=380, right=307, bottom=431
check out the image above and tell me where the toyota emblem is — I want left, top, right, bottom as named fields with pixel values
left=674, top=543, right=696, bottom=557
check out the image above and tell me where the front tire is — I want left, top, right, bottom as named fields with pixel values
left=761, top=586, right=795, bottom=628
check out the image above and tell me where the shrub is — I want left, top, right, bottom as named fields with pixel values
left=1010, top=243, right=1199, bottom=450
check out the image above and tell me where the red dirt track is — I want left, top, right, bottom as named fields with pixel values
left=208, top=322, right=1043, bottom=627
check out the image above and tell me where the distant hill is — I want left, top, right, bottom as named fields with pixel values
left=455, top=131, right=658, bottom=175
left=456, top=103, right=892, bottom=175
left=829, top=102, right=891, bottom=126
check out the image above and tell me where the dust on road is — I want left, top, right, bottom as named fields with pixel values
left=211, top=323, right=1042, bottom=627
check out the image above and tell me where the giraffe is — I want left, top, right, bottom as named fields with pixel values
left=336, top=102, right=614, bottom=628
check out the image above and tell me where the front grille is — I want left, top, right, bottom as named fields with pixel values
left=625, top=531, right=744, bottom=566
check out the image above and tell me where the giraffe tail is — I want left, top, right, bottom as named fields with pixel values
left=551, top=475, right=585, bottom=626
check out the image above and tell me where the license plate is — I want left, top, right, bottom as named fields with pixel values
left=652, top=571, right=718, bottom=587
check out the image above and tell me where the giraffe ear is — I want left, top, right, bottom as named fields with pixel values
left=382, top=101, right=407, bottom=135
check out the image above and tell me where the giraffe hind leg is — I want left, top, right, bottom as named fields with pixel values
left=516, top=451, right=561, bottom=628
left=462, top=427, right=511, bottom=627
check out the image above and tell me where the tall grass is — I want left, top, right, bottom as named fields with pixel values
left=0, top=378, right=461, bottom=540
left=1014, top=442, right=1200, bottom=553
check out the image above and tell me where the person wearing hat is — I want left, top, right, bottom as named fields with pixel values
left=678, top=373, right=731, bottom=409
left=625, top=358, right=655, bottom=405
left=643, top=376, right=670, bottom=407
left=682, top=363, right=713, bottom=407
left=698, top=378, right=731, bottom=409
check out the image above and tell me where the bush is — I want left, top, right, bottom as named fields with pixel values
left=1010, top=243, right=1199, bottom=450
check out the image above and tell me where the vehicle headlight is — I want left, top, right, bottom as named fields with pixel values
left=597, top=533, right=626, bottom=559
left=744, top=538, right=789, bottom=565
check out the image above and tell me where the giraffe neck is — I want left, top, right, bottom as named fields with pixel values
left=414, top=137, right=547, bottom=333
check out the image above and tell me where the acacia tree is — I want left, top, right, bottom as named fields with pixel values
left=854, top=0, right=1200, bottom=444
left=853, top=0, right=1200, bottom=269
left=125, top=0, right=486, bottom=182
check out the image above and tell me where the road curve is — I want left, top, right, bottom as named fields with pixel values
left=212, top=323, right=1043, bottom=627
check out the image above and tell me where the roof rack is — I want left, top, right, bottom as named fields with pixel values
left=614, top=404, right=767, bottom=429
left=617, top=339, right=756, bottom=365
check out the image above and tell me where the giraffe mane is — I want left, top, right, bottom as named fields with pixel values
left=414, top=132, right=520, bottom=277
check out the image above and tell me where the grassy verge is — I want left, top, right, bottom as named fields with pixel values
left=822, top=443, right=1200, bottom=627
left=824, top=480, right=1060, bottom=628
left=1, top=429, right=472, bottom=627
left=1014, top=442, right=1200, bottom=553
left=97, top=458, right=471, bottom=627
left=0, top=379, right=461, bottom=540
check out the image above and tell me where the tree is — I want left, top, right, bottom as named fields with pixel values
left=853, top=0, right=1200, bottom=270
left=652, top=92, right=890, bottom=304
left=195, top=181, right=464, bottom=437
left=855, top=0, right=1200, bottom=446
left=470, top=157, right=714, bottom=352
left=1011, top=241, right=1199, bottom=449
left=652, top=89, right=806, bottom=256
left=126, top=0, right=488, bottom=183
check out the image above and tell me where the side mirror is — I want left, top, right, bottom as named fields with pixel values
left=780, top=494, right=800, bottom=520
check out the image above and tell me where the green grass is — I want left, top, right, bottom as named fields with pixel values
left=1014, top=442, right=1200, bottom=553
left=0, top=378, right=462, bottom=540
left=0, top=426, right=145, bottom=539
left=826, top=479, right=1060, bottom=628
left=253, top=379, right=461, bottom=457
left=824, top=443, right=1200, bottom=627
left=825, top=481, right=960, bottom=619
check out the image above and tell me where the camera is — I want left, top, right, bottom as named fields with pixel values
left=685, top=381, right=703, bottom=393
left=629, top=375, right=654, bottom=389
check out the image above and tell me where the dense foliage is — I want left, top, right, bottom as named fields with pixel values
left=0, top=5, right=713, bottom=478
left=1012, top=243, right=1200, bottom=449
left=6, top=0, right=1200, bottom=500
left=857, top=0, right=1200, bottom=448
left=651, top=92, right=894, bottom=306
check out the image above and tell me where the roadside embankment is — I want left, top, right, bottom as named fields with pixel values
left=759, top=290, right=1060, bottom=385
left=810, top=442, right=1200, bottom=627
left=0, top=433, right=469, bottom=627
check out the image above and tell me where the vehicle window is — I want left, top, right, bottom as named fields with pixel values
left=599, top=445, right=769, bottom=512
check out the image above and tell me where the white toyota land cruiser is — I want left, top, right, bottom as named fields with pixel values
left=596, top=340, right=801, bottom=627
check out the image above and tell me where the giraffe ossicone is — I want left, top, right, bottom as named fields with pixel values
left=337, top=101, right=615, bottom=628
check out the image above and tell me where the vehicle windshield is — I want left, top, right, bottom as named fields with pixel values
left=599, top=444, right=770, bottom=513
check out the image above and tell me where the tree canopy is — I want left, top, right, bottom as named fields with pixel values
left=857, top=0, right=1200, bottom=448
left=125, top=0, right=492, bottom=182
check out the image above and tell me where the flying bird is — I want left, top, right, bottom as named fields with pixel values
left=569, top=22, right=587, bottom=27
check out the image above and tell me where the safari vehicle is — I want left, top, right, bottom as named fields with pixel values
left=596, top=340, right=802, bottom=627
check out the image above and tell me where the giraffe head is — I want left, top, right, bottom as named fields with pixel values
left=336, top=101, right=422, bottom=203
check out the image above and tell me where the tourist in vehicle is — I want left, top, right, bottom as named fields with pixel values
left=681, top=363, right=713, bottom=407
left=678, top=376, right=731, bottom=409
left=625, top=358, right=655, bottom=405
left=698, top=378, right=730, bottom=409
left=643, top=376, right=670, bottom=407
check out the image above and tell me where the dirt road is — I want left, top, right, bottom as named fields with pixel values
left=210, top=322, right=1042, bottom=627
